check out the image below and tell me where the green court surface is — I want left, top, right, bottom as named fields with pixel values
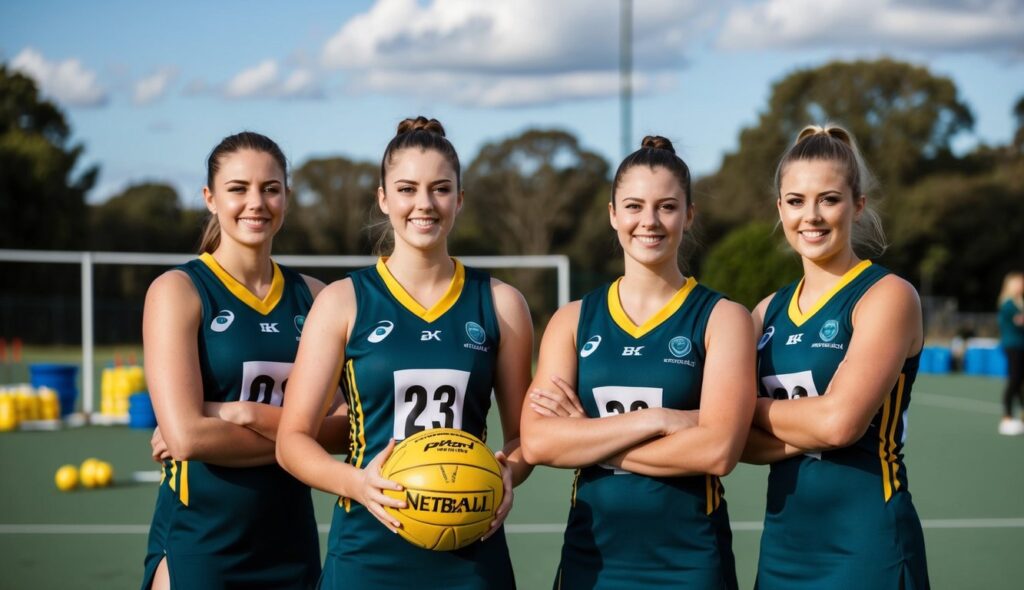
left=1, top=374, right=1022, bottom=589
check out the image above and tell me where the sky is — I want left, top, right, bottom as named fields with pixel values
left=2, top=0, right=1023, bottom=206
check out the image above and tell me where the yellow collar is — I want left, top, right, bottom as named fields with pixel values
left=607, top=276, right=697, bottom=338
left=199, top=252, right=283, bottom=316
left=375, top=257, right=466, bottom=323
left=788, top=260, right=872, bottom=327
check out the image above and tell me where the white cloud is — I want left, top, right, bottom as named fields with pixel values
left=321, top=0, right=711, bottom=107
left=224, top=60, right=280, bottom=98
left=10, top=47, right=108, bottom=107
left=223, top=60, right=323, bottom=99
left=133, top=67, right=177, bottom=105
left=718, top=0, right=1024, bottom=53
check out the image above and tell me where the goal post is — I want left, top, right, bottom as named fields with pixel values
left=0, top=249, right=569, bottom=418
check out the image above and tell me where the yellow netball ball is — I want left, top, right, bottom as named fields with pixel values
left=381, top=428, right=503, bottom=551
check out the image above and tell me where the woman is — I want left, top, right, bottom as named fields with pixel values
left=520, top=136, right=754, bottom=589
left=276, top=117, right=533, bottom=589
left=743, top=124, right=929, bottom=588
left=140, top=131, right=347, bottom=590
left=997, top=271, right=1024, bottom=435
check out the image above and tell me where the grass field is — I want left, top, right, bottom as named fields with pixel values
left=1, top=373, right=1022, bottom=589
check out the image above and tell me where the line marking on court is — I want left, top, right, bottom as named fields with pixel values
left=913, top=392, right=1002, bottom=415
left=4, top=518, right=1024, bottom=535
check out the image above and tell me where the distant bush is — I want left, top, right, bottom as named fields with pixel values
left=700, top=221, right=801, bottom=309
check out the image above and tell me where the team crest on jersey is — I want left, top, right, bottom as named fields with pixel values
left=465, top=322, right=486, bottom=345
left=463, top=321, right=489, bottom=352
left=757, top=326, right=775, bottom=350
left=812, top=319, right=844, bottom=350
left=819, top=320, right=839, bottom=342
left=210, top=310, right=235, bottom=333
left=668, top=336, right=692, bottom=358
left=664, top=336, right=696, bottom=366
left=368, top=320, right=394, bottom=343
left=580, top=335, right=602, bottom=358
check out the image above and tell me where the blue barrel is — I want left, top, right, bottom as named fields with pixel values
left=930, top=347, right=951, bottom=374
left=987, top=348, right=1009, bottom=377
left=128, top=392, right=157, bottom=429
left=29, top=363, right=78, bottom=417
left=964, top=348, right=987, bottom=375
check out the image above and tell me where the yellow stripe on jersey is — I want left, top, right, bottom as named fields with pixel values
left=878, top=373, right=906, bottom=502
left=607, top=276, right=697, bottom=338
left=570, top=469, right=580, bottom=507
left=705, top=475, right=714, bottom=515
left=787, top=260, right=873, bottom=327
left=878, top=395, right=894, bottom=501
left=198, top=252, right=284, bottom=316
left=375, top=257, right=466, bottom=323
left=159, top=463, right=166, bottom=486
left=168, top=461, right=177, bottom=492
left=180, top=461, right=190, bottom=507
left=888, top=374, right=906, bottom=495
left=341, top=359, right=367, bottom=512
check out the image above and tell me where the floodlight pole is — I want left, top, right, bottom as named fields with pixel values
left=620, top=0, right=633, bottom=158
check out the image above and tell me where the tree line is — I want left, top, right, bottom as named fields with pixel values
left=2, top=59, right=1023, bottom=344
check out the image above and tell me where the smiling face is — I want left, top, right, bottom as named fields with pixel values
left=609, top=165, right=693, bottom=269
left=378, top=147, right=462, bottom=254
left=777, top=159, right=865, bottom=266
left=203, top=149, right=287, bottom=251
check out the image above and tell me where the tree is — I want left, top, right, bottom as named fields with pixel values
left=700, top=221, right=801, bottom=309
left=459, top=129, right=612, bottom=310
left=0, top=64, right=97, bottom=249
left=279, top=157, right=379, bottom=255
left=90, top=182, right=193, bottom=253
left=698, top=58, right=974, bottom=227
left=1014, top=95, right=1024, bottom=151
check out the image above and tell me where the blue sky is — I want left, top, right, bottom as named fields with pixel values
left=2, top=0, right=1022, bottom=206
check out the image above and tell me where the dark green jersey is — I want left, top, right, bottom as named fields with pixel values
left=323, top=258, right=514, bottom=590
left=755, top=261, right=928, bottom=590
left=142, top=254, right=319, bottom=590
left=557, top=279, right=737, bottom=590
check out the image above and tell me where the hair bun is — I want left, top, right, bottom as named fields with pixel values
left=641, top=135, right=675, bottom=154
left=397, top=116, right=446, bottom=137
left=795, top=124, right=853, bottom=148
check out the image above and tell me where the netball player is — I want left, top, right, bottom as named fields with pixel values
left=140, top=132, right=348, bottom=590
left=520, top=136, right=754, bottom=589
left=276, top=117, right=533, bottom=589
left=743, top=124, right=929, bottom=588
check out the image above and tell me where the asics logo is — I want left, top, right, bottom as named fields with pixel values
left=368, top=321, right=395, bottom=343
left=580, top=335, right=602, bottom=358
left=211, top=310, right=235, bottom=333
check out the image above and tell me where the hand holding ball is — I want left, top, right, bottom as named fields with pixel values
left=380, top=429, right=504, bottom=551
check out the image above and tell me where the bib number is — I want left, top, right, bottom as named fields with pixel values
left=392, top=369, right=471, bottom=440
left=760, top=370, right=821, bottom=459
left=240, top=361, right=294, bottom=407
left=592, top=386, right=663, bottom=473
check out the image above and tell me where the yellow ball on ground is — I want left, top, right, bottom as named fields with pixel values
left=381, top=428, right=504, bottom=551
left=80, top=458, right=101, bottom=488
left=94, top=461, right=114, bottom=487
left=55, top=465, right=79, bottom=491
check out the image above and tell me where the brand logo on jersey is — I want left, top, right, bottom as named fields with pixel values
left=819, top=319, right=839, bottom=342
left=786, top=333, right=803, bottom=345
left=210, top=310, right=235, bottom=333
left=757, top=326, right=775, bottom=350
left=294, top=315, right=305, bottom=334
left=668, top=336, right=692, bottom=358
left=465, top=322, right=486, bottom=345
left=622, top=346, right=644, bottom=356
left=580, top=335, right=602, bottom=358
left=421, top=330, right=442, bottom=342
left=367, top=320, right=394, bottom=343
left=259, top=323, right=279, bottom=333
